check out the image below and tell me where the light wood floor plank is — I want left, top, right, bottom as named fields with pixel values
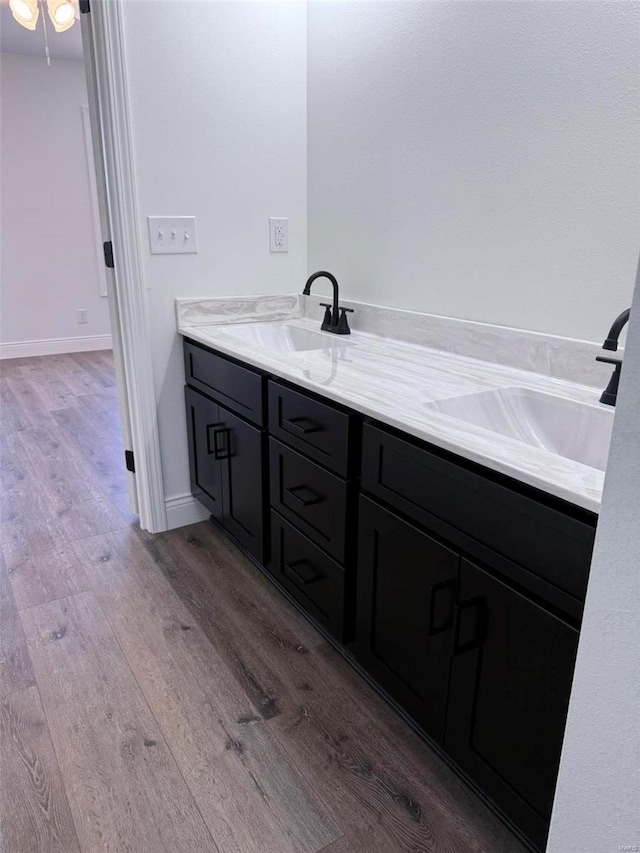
left=1, top=686, right=81, bottom=853
left=0, top=554, right=36, bottom=698
left=75, top=529, right=342, bottom=853
left=9, top=542, right=90, bottom=611
left=20, top=591, right=219, bottom=853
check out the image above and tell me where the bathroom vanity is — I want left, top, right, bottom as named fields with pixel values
left=179, top=295, right=606, bottom=852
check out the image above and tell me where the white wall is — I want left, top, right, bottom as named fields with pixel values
left=547, top=259, right=640, bottom=850
left=307, top=1, right=640, bottom=342
left=0, top=52, right=111, bottom=351
left=119, top=1, right=307, bottom=510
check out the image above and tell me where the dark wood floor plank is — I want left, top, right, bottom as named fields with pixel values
left=20, top=591, right=219, bottom=853
left=155, top=523, right=527, bottom=853
left=0, top=685, right=81, bottom=853
left=8, top=542, right=90, bottom=611
left=0, top=554, right=36, bottom=698
left=75, top=529, right=342, bottom=853
left=317, top=838, right=354, bottom=853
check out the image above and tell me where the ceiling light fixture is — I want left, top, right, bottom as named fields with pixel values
left=46, top=0, right=75, bottom=33
left=9, top=0, right=40, bottom=30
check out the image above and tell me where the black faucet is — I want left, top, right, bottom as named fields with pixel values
left=596, top=308, right=631, bottom=406
left=303, top=271, right=353, bottom=335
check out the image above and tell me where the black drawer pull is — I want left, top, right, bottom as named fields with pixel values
left=284, top=559, right=323, bottom=586
left=453, top=597, right=485, bottom=655
left=283, top=416, right=322, bottom=436
left=428, top=578, right=457, bottom=636
left=207, top=425, right=232, bottom=461
left=285, top=485, right=323, bottom=507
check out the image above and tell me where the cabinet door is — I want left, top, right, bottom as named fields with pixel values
left=184, top=386, right=223, bottom=519
left=220, top=407, right=266, bottom=563
left=445, top=559, right=579, bottom=850
left=356, top=497, right=459, bottom=743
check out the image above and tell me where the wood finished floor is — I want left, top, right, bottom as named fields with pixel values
left=0, top=351, right=528, bottom=853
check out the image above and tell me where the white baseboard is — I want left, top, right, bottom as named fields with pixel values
left=0, top=334, right=113, bottom=360
left=164, top=493, right=210, bottom=530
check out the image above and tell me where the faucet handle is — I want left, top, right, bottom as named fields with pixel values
left=337, top=306, right=353, bottom=335
left=319, top=302, right=333, bottom=328
left=596, top=355, right=622, bottom=366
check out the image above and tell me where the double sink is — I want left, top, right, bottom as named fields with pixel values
left=218, top=320, right=615, bottom=475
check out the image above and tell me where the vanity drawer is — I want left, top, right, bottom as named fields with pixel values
left=269, top=438, right=351, bottom=563
left=184, top=339, right=266, bottom=426
left=270, top=511, right=347, bottom=640
left=361, top=423, right=596, bottom=600
left=268, top=380, right=356, bottom=476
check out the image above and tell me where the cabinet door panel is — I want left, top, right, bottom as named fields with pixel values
left=445, top=558, right=579, bottom=850
left=356, top=497, right=459, bottom=742
left=220, top=408, right=266, bottom=563
left=184, top=386, right=223, bottom=518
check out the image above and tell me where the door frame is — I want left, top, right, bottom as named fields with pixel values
left=81, top=0, right=167, bottom=532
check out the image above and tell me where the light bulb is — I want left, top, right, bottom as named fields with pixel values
left=9, top=0, right=39, bottom=30
left=47, top=0, right=75, bottom=33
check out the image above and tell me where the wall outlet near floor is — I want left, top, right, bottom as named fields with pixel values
left=77, top=309, right=88, bottom=324
left=147, top=216, right=198, bottom=255
left=269, top=217, right=288, bottom=253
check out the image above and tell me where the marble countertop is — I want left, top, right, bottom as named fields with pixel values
left=177, top=296, right=609, bottom=513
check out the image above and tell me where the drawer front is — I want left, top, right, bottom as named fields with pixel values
left=269, top=438, right=349, bottom=563
left=271, top=512, right=347, bottom=640
left=268, top=381, right=354, bottom=476
left=184, top=339, right=265, bottom=426
left=361, top=423, right=596, bottom=600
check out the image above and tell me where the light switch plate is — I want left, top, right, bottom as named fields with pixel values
left=147, top=216, right=198, bottom=254
left=269, top=217, right=288, bottom=253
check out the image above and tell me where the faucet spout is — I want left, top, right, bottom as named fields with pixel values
left=303, top=271, right=340, bottom=326
left=603, top=308, right=631, bottom=351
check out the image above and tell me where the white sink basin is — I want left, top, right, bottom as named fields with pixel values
left=426, top=387, right=614, bottom=471
left=218, top=322, right=352, bottom=353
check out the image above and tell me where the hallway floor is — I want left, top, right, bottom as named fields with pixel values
left=0, top=351, right=527, bottom=853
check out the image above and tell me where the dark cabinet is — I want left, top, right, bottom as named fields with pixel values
left=356, top=497, right=459, bottom=743
left=185, top=386, right=265, bottom=562
left=183, top=338, right=595, bottom=853
left=445, top=559, right=579, bottom=850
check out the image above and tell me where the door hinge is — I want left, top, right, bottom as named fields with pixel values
left=79, top=0, right=90, bottom=13
left=103, top=241, right=115, bottom=269
left=124, top=450, right=135, bottom=473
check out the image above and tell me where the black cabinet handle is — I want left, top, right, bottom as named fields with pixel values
left=453, top=597, right=485, bottom=655
left=283, top=416, right=322, bottom=436
left=206, top=423, right=222, bottom=456
left=284, top=559, right=323, bottom=586
left=285, top=484, right=323, bottom=507
left=206, top=425, right=232, bottom=461
left=428, top=578, right=457, bottom=636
